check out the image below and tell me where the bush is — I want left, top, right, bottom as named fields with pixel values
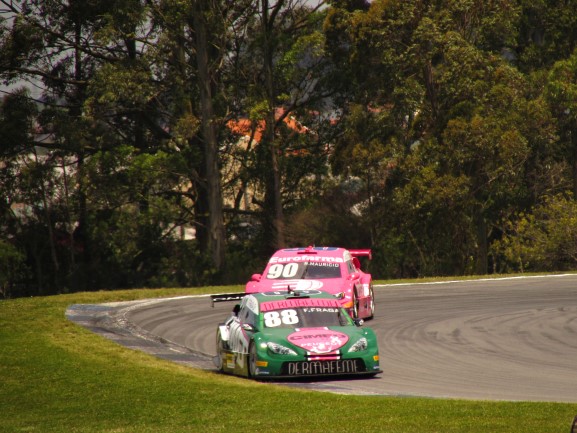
left=491, top=194, right=577, bottom=272
left=0, top=239, right=27, bottom=298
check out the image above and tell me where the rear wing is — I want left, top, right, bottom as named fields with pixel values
left=210, top=292, right=245, bottom=307
left=349, top=249, right=372, bottom=260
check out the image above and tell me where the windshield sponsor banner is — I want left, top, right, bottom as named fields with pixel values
left=269, top=255, right=344, bottom=264
left=283, top=247, right=338, bottom=252
left=260, top=298, right=341, bottom=312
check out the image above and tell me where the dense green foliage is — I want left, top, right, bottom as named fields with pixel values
left=1, top=288, right=576, bottom=432
left=2, top=1, right=577, bottom=296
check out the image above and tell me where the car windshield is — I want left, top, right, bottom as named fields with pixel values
left=265, top=261, right=342, bottom=280
left=262, top=306, right=351, bottom=329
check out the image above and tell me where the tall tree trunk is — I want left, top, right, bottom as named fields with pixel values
left=261, top=0, right=285, bottom=252
left=192, top=1, right=225, bottom=271
left=262, top=110, right=285, bottom=252
left=475, top=212, right=488, bottom=275
left=572, top=121, right=577, bottom=199
left=70, top=18, right=85, bottom=291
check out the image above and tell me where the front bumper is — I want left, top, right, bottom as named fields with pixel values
left=253, top=354, right=382, bottom=379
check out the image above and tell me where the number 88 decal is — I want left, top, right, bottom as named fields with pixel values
left=264, top=310, right=299, bottom=327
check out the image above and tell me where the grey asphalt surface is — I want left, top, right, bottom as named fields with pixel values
left=66, top=274, right=577, bottom=402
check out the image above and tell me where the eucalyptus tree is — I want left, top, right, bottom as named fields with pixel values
left=0, top=0, right=205, bottom=290
left=492, top=193, right=577, bottom=272
left=0, top=0, right=137, bottom=291
left=517, top=0, right=577, bottom=71
left=131, top=0, right=252, bottom=277
left=545, top=50, right=577, bottom=198
left=323, top=0, right=560, bottom=277
left=229, top=0, right=331, bottom=255
left=0, top=90, right=37, bottom=295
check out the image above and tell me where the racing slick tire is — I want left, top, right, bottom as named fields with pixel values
left=368, top=286, right=375, bottom=319
left=248, top=341, right=258, bottom=379
left=352, top=292, right=360, bottom=319
left=215, top=330, right=225, bottom=372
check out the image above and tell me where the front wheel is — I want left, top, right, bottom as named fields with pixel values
left=352, top=292, right=359, bottom=319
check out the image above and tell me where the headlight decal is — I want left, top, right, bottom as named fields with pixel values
left=347, top=337, right=368, bottom=352
left=266, top=342, right=297, bottom=356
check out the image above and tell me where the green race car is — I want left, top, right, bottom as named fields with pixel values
left=213, top=289, right=382, bottom=379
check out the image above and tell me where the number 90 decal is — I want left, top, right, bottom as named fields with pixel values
left=264, top=310, right=299, bottom=327
left=266, top=263, right=299, bottom=279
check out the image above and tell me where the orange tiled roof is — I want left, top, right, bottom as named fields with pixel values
left=226, top=108, right=309, bottom=143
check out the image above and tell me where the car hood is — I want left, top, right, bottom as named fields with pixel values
left=249, top=278, right=344, bottom=293
left=261, top=326, right=366, bottom=354
left=287, top=327, right=349, bottom=353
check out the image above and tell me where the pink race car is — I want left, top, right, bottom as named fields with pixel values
left=245, top=246, right=375, bottom=320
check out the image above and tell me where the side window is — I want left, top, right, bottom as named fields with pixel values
left=239, top=306, right=257, bottom=327
left=346, top=259, right=356, bottom=274
left=239, top=306, right=249, bottom=322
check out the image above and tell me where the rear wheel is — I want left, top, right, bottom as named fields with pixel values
left=248, top=342, right=258, bottom=378
left=368, top=286, right=375, bottom=319
left=215, top=330, right=225, bottom=372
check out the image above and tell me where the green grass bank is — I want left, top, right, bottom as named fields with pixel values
left=1, top=286, right=576, bottom=433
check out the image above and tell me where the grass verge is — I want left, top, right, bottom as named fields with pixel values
left=1, top=287, right=576, bottom=433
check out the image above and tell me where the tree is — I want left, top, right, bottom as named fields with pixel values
left=517, top=0, right=577, bottom=72
left=323, top=0, right=559, bottom=277
left=191, top=0, right=226, bottom=271
left=492, top=193, right=577, bottom=272
left=0, top=0, right=199, bottom=291
left=546, top=50, right=577, bottom=198
left=3, top=0, right=577, bottom=292
left=0, top=239, right=26, bottom=298
left=233, top=0, right=330, bottom=254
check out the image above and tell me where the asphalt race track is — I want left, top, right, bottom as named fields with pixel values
left=68, top=274, right=577, bottom=402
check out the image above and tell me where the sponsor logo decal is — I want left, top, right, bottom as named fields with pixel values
left=269, top=255, right=344, bottom=264
left=308, top=262, right=339, bottom=268
left=271, top=279, right=324, bottom=290
left=260, top=297, right=341, bottom=312
left=287, top=328, right=348, bottom=353
left=226, top=354, right=235, bottom=369
left=244, top=296, right=259, bottom=314
left=286, top=360, right=360, bottom=375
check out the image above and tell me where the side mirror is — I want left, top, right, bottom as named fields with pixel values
left=251, top=273, right=262, bottom=282
left=354, top=318, right=364, bottom=327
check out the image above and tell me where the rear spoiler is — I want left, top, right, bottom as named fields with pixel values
left=349, top=249, right=372, bottom=260
left=210, top=292, right=245, bottom=307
